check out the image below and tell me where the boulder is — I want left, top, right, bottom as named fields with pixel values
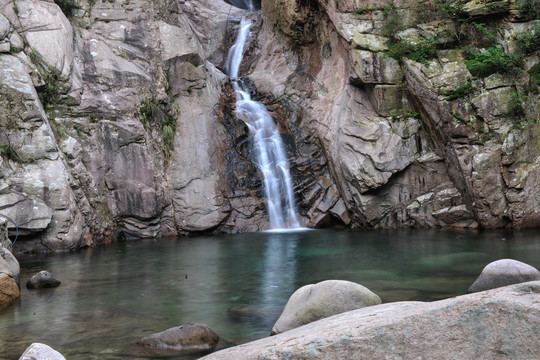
left=271, top=280, right=381, bottom=335
left=0, top=247, right=20, bottom=288
left=0, top=255, right=20, bottom=308
left=137, top=323, right=220, bottom=354
left=468, top=259, right=540, bottom=293
left=26, top=271, right=61, bottom=289
left=0, top=193, right=54, bottom=235
left=16, top=0, right=74, bottom=80
left=19, top=343, right=66, bottom=360
left=200, top=281, right=540, bottom=360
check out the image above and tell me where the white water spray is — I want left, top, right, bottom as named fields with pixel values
left=225, top=19, right=300, bottom=230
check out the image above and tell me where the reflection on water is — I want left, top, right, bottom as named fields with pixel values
left=1, top=229, right=540, bottom=359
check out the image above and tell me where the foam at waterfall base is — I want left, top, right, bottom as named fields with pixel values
left=264, top=227, right=312, bottom=233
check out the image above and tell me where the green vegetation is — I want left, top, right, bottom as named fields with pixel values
left=50, top=119, right=68, bottom=140
left=29, top=49, right=62, bottom=109
left=390, top=109, right=420, bottom=121
left=382, top=2, right=438, bottom=65
left=440, top=83, right=474, bottom=100
left=517, top=0, right=540, bottom=19
left=471, top=22, right=498, bottom=44
left=510, top=90, right=526, bottom=116
left=450, top=110, right=468, bottom=123
left=382, top=4, right=404, bottom=40
left=529, top=64, right=540, bottom=86
left=438, top=0, right=468, bottom=21
left=515, top=24, right=540, bottom=54
left=464, top=47, right=521, bottom=78
left=138, top=97, right=178, bottom=160
left=138, top=97, right=156, bottom=130
left=353, top=6, right=375, bottom=15
left=53, top=0, right=79, bottom=17
left=0, top=144, right=23, bottom=163
left=387, top=39, right=438, bottom=66
left=508, top=90, right=535, bottom=128
left=436, top=0, right=498, bottom=45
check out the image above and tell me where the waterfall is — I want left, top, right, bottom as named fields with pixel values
left=225, top=19, right=301, bottom=230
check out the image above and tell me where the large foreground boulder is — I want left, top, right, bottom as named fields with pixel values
left=468, top=259, right=540, bottom=293
left=200, top=281, right=540, bottom=360
left=271, top=280, right=381, bottom=335
left=19, top=343, right=66, bottom=360
left=137, top=323, right=219, bottom=354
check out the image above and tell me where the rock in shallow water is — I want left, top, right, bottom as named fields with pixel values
left=19, top=343, right=65, bottom=360
left=468, top=259, right=540, bottom=293
left=137, top=323, right=220, bottom=354
left=26, top=271, right=61, bottom=289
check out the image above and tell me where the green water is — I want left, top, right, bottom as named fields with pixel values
left=1, top=229, right=540, bottom=359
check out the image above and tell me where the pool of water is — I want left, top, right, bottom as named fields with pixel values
left=1, top=229, right=540, bottom=359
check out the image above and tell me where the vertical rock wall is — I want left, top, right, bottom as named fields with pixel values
left=0, top=0, right=538, bottom=251
left=251, top=0, right=539, bottom=229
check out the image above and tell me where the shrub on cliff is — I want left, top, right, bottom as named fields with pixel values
left=515, top=24, right=540, bottom=54
left=464, top=47, right=521, bottom=77
left=517, top=0, right=540, bottom=19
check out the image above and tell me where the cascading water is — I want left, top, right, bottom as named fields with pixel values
left=225, top=18, right=300, bottom=230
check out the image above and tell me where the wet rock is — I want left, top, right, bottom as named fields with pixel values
left=0, top=254, right=20, bottom=309
left=468, top=259, right=540, bottom=293
left=19, top=343, right=66, bottom=360
left=271, top=280, right=381, bottom=335
left=0, top=247, right=20, bottom=288
left=26, top=271, right=61, bottom=289
left=137, top=323, right=220, bottom=354
left=200, top=282, right=540, bottom=360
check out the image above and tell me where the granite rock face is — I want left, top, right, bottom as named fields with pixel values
left=200, top=281, right=540, bottom=360
left=0, top=0, right=539, bottom=251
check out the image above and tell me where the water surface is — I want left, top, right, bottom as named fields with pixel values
left=1, top=229, right=540, bottom=359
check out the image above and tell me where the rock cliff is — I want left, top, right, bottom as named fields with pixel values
left=0, top=0, right=538, bottom=251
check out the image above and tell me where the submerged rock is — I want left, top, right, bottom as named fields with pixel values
left=26, top=271, right=61, bottom=289
left=19, top=343, right=66, bottom=360
left=200, top=281, right=540, bottom=360
left=468, top=259, right=540, bottom=293
left=271, top=280, right=381, bottom=335
left=137, top=323, right=220, bottom=354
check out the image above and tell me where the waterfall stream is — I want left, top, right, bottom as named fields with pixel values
left=225, top=18, right=300, bottom=230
